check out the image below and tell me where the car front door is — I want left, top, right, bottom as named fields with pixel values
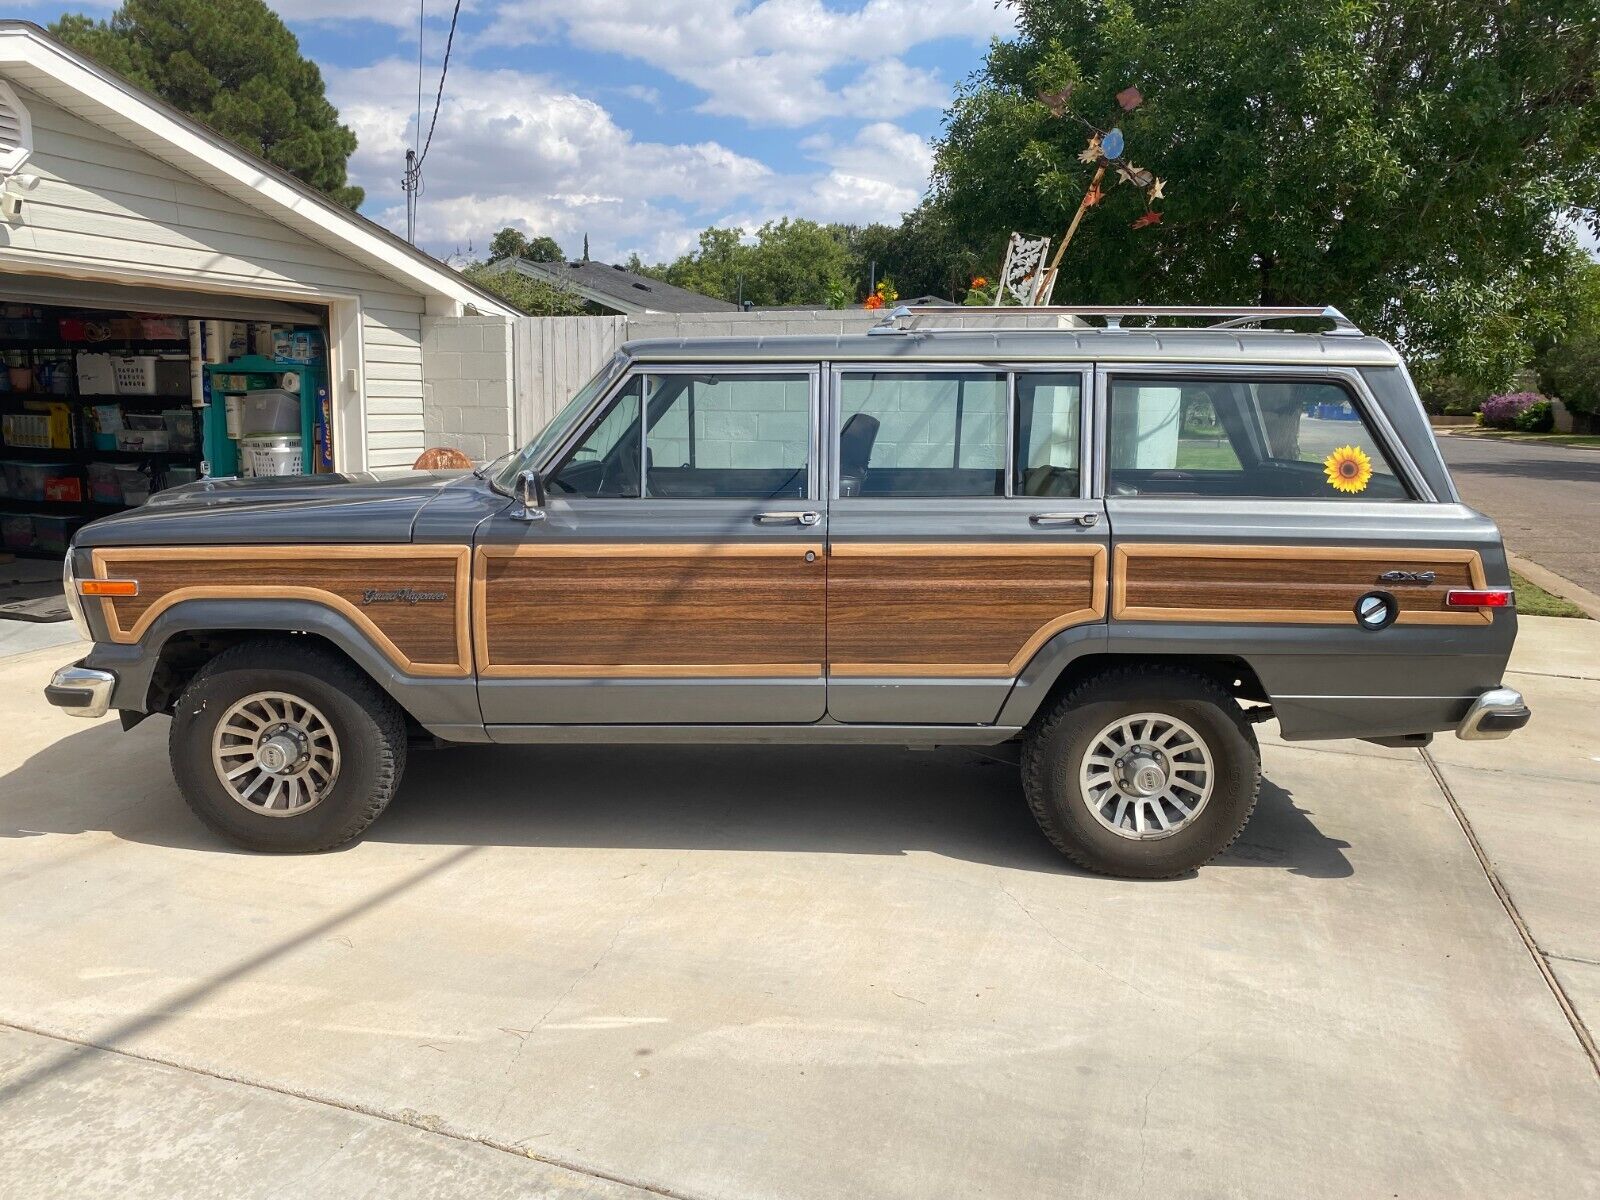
left=475, top=364, right=826, bottom=729
left=823, top=364, right=1109, bottom=724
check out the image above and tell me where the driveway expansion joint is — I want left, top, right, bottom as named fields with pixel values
left=1418, top=748, right=1600, bottom=1083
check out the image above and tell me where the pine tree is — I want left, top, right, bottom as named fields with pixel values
left=54, top=0, right=364, bottom=209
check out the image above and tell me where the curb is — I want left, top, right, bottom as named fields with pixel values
left=1507, top=552, right=1600, bottom=621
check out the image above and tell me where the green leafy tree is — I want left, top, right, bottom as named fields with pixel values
left=53, top=0, right=364, bottom=208
left=933, top=0, right=1600, bottom=387
left=461, top=262, right=586, bottom=316
left=525, top=235, right=564, bottom=263
left=1535, top=258, right=1600, bottom=418
left=488, top=227, right=529, bottom=262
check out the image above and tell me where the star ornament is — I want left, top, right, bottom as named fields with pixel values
left=1149, top=177, right=1166, bottom=201
left=1082, top=182, right=1105, bottom=208
left=1077, top=135, right=1102, bottom=164
left=1130, top=210, right=1163, bottom=230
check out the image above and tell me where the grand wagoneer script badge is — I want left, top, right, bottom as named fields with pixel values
left=361, top=588, right=448, bottom=605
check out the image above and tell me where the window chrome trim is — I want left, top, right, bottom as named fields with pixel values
left=542, top=360, right=823, bottom=503
left=1095, top=362, right=1436, bottom=503
left=828, top=361, right=1091, bottom=502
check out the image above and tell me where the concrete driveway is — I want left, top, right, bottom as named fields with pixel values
left=1440, top=434, right=1600, bottom=593
left=2, top=620, right=1598, bottom=1199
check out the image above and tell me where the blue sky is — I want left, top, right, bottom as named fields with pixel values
left=61, top=0, right=1016, bottom=265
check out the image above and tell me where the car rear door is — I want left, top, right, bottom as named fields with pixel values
left=1099, top=363, right=1514, bottom=740
left=824, top=363, right=1109, bottom=724
left=474, top=363, right=827, bottom=728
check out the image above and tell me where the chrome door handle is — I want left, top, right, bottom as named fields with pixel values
left=755, top=510, right=821, bottom=526
left=1030, top=511, right=1100, bottom=527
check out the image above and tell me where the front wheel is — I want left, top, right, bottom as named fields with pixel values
left=169, top=639, right=407, bottom=852
left=1021, top=668, right=1260, bottom=879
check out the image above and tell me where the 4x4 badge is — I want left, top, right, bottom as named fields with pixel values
left=1377, top=570, right=1437, bottom=584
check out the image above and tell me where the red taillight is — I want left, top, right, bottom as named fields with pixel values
left=1446, top=588, right=1512, bottom=609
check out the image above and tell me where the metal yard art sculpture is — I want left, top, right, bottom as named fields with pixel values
left=998, top=83, right=1168, bottom=306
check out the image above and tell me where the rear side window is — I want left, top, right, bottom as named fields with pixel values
left=1107, top=377, right=1410, bottom=499
left=837, top=372, right=1007, bottom=497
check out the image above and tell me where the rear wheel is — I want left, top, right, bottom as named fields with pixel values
left=1022, top=668, right=1260, bottom=878
left=169, top=640, right=406, bottom=852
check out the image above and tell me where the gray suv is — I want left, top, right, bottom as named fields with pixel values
left=47, top=306, right=1529, bottom=878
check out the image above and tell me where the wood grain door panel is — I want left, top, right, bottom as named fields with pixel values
left=89, top=545, right=473, bottom=676
left=1113, top=544, right=1491, bottom=625
left=826, top=542, right=1108, bottom=677
left=475, top=543, right=826, bottom=678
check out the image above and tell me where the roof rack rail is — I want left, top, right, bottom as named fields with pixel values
left=866, top=304, right=1363, bottom=337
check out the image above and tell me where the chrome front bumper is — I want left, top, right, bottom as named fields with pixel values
left=1456, top=687, right=1531, bottom=741
left=45, top=665, right=116, bottom=719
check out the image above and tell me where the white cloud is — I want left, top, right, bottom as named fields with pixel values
left=333, top=59, right=937, bottom=260
left=487, top=0, right=1014, bottom=126
left=331, top=59, right=779, bottom=259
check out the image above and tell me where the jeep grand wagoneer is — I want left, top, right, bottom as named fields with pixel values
left=47, top=306, right=1529, bottom=878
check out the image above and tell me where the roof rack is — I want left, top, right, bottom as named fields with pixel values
left=866, top=304, right=1363, bottom=337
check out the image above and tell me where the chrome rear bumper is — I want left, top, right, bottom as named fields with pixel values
left=1456, top=687, right=1530, bottom=741
left=44, top=665, right=116, bottom=719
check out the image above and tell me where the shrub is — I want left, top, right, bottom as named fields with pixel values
left=1416, top=373, right=1484, bottom=416
left=1513, top=399, right=1553, bottom=432
left=1479, top=391, right=1547, bottom=429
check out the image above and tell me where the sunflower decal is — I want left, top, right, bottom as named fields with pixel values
left=1324, top=445, right=1373, bottom=494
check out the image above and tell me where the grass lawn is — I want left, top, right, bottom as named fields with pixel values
left=1446, top=429, right=1600, bottom=450
left=1512, top=571, right=1589, bottom=618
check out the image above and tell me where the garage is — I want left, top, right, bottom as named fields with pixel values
left=0, top=19, right=516, bottom=581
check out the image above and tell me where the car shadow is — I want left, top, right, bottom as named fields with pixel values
left=0, top=722, right=1353, bottom=879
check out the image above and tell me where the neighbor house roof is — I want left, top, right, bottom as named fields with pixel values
left=0, top=21, right=517, bottom=317
left=488, top=257, right=736, bottom=315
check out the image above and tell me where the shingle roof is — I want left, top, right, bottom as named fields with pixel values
left=492, top=258, right=737, bottom=314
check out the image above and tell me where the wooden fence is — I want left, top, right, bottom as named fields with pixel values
left=510, top=316, right=628, bottom=443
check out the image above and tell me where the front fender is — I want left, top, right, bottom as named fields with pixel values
left=81, top=597, right=487, bottom=741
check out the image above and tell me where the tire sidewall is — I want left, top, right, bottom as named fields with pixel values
left=1027, top=679, right=1258, bottom=878
left=171, top=656, right=393, bottom=852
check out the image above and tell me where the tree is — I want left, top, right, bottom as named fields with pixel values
left=1535, top=258, right=1600, bottom=421
left=54, top=0, right=364, bottom=208
left=526, top=236, right=563, bottom=263
left=933, top=0, right=1600, bottom=388
left=488, top=227, right=529, bottom=262
left=461, top=262, right=586, bottom=316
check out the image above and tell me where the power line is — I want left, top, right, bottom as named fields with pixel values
left=414, top=0, right=462, bottom=173
left=402, top=0, right=462, bottom=244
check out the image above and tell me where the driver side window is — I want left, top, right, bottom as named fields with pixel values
left=547, top=377, right=643, bottom=498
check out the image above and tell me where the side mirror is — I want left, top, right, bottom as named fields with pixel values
left=511, top=468, right=548, bottom=523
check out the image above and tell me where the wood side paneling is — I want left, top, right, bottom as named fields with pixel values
left=827, top=543, right=1107, bottom=677
left=475, top=543, right=825, bottom=677
left=1113, top=544, right=1491, bottom=626
left=90, top=545, right=472, bottom=676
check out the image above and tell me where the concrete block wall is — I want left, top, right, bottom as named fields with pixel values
left=421, top=315, right=517, bottom=463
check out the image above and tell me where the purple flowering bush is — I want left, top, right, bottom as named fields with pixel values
left=1479, top=392, right=1549, bottom=430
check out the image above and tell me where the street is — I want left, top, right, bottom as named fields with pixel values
left=1440, top=435, right=1600, bottom=593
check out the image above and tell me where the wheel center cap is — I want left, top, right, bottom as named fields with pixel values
left=258, top=731, right=305, bottom=775
left=1122, top=753, right=1167, bottom=797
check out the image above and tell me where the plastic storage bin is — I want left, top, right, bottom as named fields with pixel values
left=111, top=356, right=160, bottom=395
left=115, top=429, right=170, bottom=452
left=1, top=512, right=32, bottom=551
left=237, top=389, right=300, bottom=437
left=115, top=465, right=152, bottom=506
left=31, top=514, right=82, bottom=554
left=163, top=466, right=198, bottom=489
left=8, top=461, right=77, bottom=501
left=75, top=353, right=118, bottom=395
left=162, top=407, right=198, bottom=452
left=87, top=462, right=122, bottom=504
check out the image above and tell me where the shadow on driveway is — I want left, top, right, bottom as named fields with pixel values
left=0, top=722, right=1352, bottom=879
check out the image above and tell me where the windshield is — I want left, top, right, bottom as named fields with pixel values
left=493, top=351, right=629, bottom=492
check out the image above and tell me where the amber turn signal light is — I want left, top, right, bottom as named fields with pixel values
left=1444, top=588, right=1512, bottom=609
left=78, top=579, right=139, bottom=598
